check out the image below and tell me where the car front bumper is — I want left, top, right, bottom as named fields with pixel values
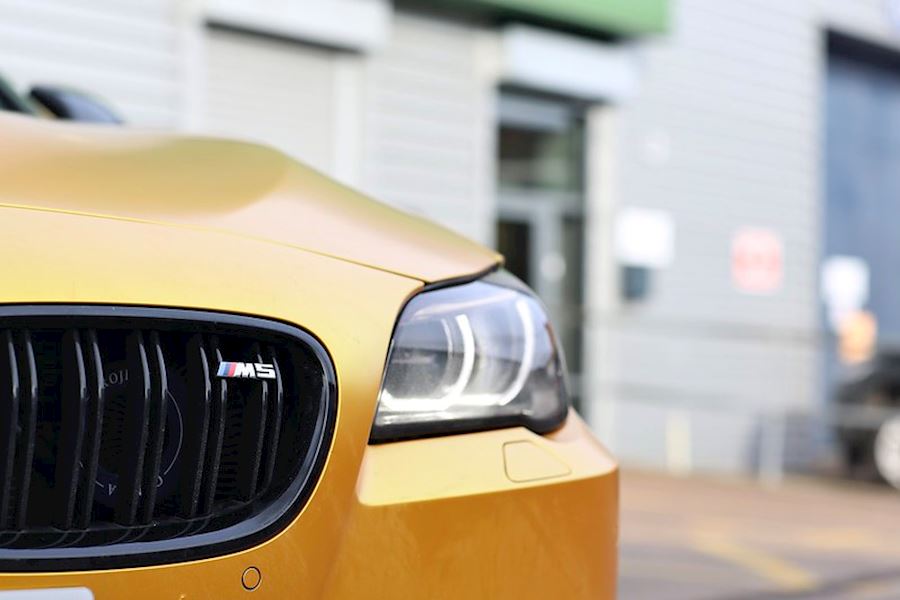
left=0, top=415, right=617, bottom=599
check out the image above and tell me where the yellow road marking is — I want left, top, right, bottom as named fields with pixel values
left=801, top=527, right=879, bottom=550
left=692, top=533, right=818, bottom=591
left=625, top=513, right=900, bottom=559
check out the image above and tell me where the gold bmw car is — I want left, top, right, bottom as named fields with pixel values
left=0, top=109, right=618, bottom=598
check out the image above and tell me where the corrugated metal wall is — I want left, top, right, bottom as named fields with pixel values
left=0, top=0, right=184, bottom=126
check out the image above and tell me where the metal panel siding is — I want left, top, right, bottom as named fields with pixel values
left=202, top=28, right=338, bottom=174
left=360, top=13, right=495, bottom=244
left=591, top=0, right=900, bottom=472
left=588, top=0, right=822, bottom=472
left=0, top=0, right=183, bottom=126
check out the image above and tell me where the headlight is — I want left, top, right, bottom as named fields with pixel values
left=370, top=270, right=569, bottom=442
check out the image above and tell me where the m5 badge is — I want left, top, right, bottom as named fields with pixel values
left=217, top=361, right=277, bottom=380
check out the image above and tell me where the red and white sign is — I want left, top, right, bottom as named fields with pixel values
left=731, top=228, right=783, bottom=294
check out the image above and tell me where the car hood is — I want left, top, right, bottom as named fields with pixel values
left=0, top=114, right=499, bottom=283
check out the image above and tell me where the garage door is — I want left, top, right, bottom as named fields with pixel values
left=204, top=27, right=338, bottom=174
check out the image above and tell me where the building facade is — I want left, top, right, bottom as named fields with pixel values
left=4, top=0, right=900, bottom=474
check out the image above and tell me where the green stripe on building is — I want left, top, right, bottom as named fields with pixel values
left=418, top=0, right=668, bottom=35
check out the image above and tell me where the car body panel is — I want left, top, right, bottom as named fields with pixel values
left=0, top=118, right=617, bottom=598
left=0, top=206, right=618, bottom=598
left=1, top=422, right=616, bottom=600
left=0, top=113, right=499, bottom=283
left=325, top=416, right=618, bottom=599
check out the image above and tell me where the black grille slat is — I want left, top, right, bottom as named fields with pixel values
left=0, top=307, right=334, bottom=573
left=115, top=331, right=151, bottom=526
left=199, top=340, right=227, bottom=515
left=11, top=332, right=37, bottom=529
left=139, top=332, right=168, bottom=524
left=0, top=331, right=19, bottom=529
left=179, top=334, right=211, bottom=519
left=75, top=330, right=105, bottom=529
left=54, top=330, right=88, bottom=529
left=236, top=345, right=268, bottom=501
left=259, top=348, right=283, bottom=492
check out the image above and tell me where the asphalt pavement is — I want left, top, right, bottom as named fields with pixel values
left=620, top=469, right=900, bottom=599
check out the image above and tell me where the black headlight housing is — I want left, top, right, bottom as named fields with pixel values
left=370, top=270, right=569, bottom=442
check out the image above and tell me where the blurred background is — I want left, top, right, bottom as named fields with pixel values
left=5, top=0, right=900, bottom=597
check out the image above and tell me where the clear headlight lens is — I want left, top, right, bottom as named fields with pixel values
left=370, top=271, right=569, bottom=442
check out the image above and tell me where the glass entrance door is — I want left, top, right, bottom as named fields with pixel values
left=824, top=42, right=900, bottom=395
left=495, top=93, right=587, bottom=408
